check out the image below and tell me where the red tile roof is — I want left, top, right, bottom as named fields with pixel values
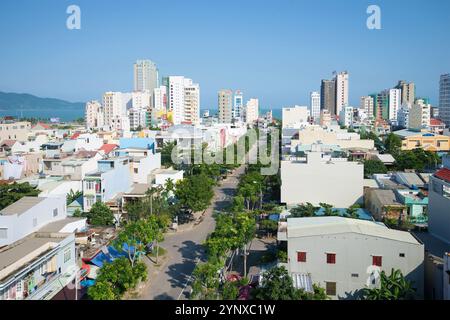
left=430, top=118, right=445, bottom=126
left=71, top=132, right=81, bottom=140
left=435, top=168, right=450, bottom=183
left=0, top=140, right=16, bottom=147
left=32, top=122, right=51, bottom=130
left=98, top=144, right=118, bottom=154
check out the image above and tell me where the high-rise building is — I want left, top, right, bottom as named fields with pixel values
left=371, top=91, right=389, bottom=121
left=85, top=100, right=103, bottom=130
left=233, top=90, right=244, bottom=121
left=129, top=91, right=151, bottom=130
left=339, top=106, right=354, bottom=128
left=151, top=85, right=167, bottom=124
left=164, top=76, right=200, bottom=125
left=244, top=98, right=259, bottom=124
left=310, top=91, right=321, bottom=123
left=102, top=92, right=131, bottom=131
left=388, top=88, right=401, bottom=122
left=335, top=71, right=349, bottom=115
left=218, top=89, right=233, bottom=124
left=395, top=80, right=415, bottom=106
left=184, top=82, right=200, bottom=125
left=360, top=96, right=374, bottom=118
left=134, top=60, right=159, bottom=93
left=439, top=74, right=450, bottom=127
left=397, top=105, right=410, bottom=128
left=409, top=99, right=431, bottom=131
left=320, top=79, right=336, bottom=116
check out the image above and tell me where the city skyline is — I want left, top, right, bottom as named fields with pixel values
left=1, top=0, right=450, bottom=109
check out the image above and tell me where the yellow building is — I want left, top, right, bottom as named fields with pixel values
left=401, top=132, right=450, bottom=152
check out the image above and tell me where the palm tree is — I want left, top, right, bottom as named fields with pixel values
left=363, top=268, right=415, bottom=300
left=320, top=203, right=336, bottom=216
left=346, top=206, right=359, bottom=219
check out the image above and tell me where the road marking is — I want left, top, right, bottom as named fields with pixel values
left=177, top=257, right=201, bottom=300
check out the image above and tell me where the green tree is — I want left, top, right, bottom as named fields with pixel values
left=384, top=133, right=402, bottom=154
left=0, top=182, right=39, bottom=210
left=161, top=141, right=176, bottom=167
left=346, top=204, right=360, bottom=219
left=362, top=268, right=415, bottom=300
left=66, top=189, right=82, bottom=205
left=253, top=266, right=302, bottom=300
left=364, top=159, right=388, bottom=178
left=191, top=261, right=222, bottom=300
left=87, top=202, right=115, bottom=226
left=221, top=281, right=240, bottom=300
left=290, top=203, right=318, bottom=217
left=175, top=174, right=214, bottom=215
left=88, top=257, right=147, bottom=300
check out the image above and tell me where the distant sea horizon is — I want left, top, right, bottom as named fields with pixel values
left=0, top=107, right=282, bottom=122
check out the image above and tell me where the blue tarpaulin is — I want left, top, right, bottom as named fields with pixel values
left=90, top=251, right=113, bottom=268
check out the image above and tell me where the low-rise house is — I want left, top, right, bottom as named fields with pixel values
left=82, top=157, right=132, bottom=211
left=153, top=168, right=184, bottom=187
left=364, top=188, right=406, bottom=221
left=394, top=172, right=427, bottom=190
left=281, top=144, right=364, bottom=208
left=395, top=189, right=428, bottom=223
left=393, top=130, right=450, bottom=152
left=428, top=159, right=450, bottom=244
left=0, top=195, right=67, bottom=247
left=61, top=133, right=103, bottom=153
left=285, top=216, right=424, bottom=299
left=429, top=118, right=446, bottom=135
left=0, top=215, right=85, bottom=301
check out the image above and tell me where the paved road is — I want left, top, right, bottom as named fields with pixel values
left=137, top=165, right=245, bottom=300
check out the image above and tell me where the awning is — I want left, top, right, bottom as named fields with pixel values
left=291, top=273, right=313, bottom=293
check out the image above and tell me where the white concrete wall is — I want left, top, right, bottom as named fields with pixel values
left=287, top=232, right=424, bottom=299
left=280, top=156, right=364, bottom=207
left=0, top=196, right=67, bottom=246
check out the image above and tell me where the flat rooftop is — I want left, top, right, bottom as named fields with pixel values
left=125, top=183, right=150, bottom=196
left=0, top=233, right=68, bottom=281
left=0, top=197, right=45, bottom=216
left=38, top=217, right=86, bottom=233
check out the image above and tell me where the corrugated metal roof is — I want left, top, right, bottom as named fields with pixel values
left=292, top=273, right=313, bottom=293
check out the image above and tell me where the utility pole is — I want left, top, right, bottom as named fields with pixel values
left=243, top=245, right=247, bottom=279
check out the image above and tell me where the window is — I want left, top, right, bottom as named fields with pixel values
left=134, top=168, right=138, bottom=174
left=325, top=282, right=336, bottom=296
left=399, top=253, right=405, bottom=258
left=53, top=208, right=58, bottom=217
left=326, top=253, right=336, bottom=264
left=64, top=248, right=71, bottom=263
left=0, top=228, right=7, bottom=239
left=297, top=251, right=306, bottom=262
left=351, top=273, right=359, bottom=278
left=372, top=256, right=382, bottom=267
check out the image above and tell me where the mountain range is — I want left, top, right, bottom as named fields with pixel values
left=0, top=91, right=85, bottom=111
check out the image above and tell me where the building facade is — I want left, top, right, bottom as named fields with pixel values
left=321, top=79, right=336, bottom=116
left=335, top=71, right=349, bottom=116
left=218, top=89, right=233, bottom=124
left=244, top=98, right=259, bottom=124
left=310, top=91, right=321, bottom=123
left=439, top=74, right=450, bottom=128
left=133, top=59, right=159, bottom=93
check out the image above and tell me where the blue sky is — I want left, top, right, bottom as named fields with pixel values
left=0, top=0, right=449, bottom=109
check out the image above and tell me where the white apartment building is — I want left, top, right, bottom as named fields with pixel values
left=218, top=89, right=233, bottom=124
left=0, top=196, right=67, bottom=247
left=335, top=71, right=349, bottom=116
left=285, top=217, right=424, bottom=299
left=360, top=96, right=374, bottom=118
left=244, top=98, right=259, bottom=125
left=409, top=99, right=431, bottom=131
left=102, top=92, right=132, bottom=131
left=282, top=106, right=310, bottom=128
left=281, top=145, right=364, bottom=207
left=339, top=106, right=354, bottom=128
left=129, top=91, right=151, bottom=130
left=397, top=104, right=410, bottom=128
left=389, top=89, right=401, bottom=122
left=85, top=100, right=103, bottom=130
left=166, top=76, right=200, bottom=125
left=0, top=121, right=31, bottom=141
left=320, top=110, right=332, bottom=127
left=152, top=85, right=167, bottom=123
left=428, top=159, right=450, bottom=244
left=233, top=90, right=244, bottom=121
left=134, top=59, right=159, bottom=93
left=184, top=82, right=200, bottom=125
left=310, top=92, right=321, bottom=123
